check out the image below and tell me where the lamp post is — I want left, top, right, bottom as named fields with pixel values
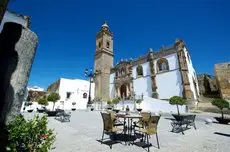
left=85, top=68, right=94, bottom=108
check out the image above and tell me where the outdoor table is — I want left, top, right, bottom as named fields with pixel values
left=116, top=113, right=142, bottom=145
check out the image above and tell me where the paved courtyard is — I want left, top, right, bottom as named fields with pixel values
left=24, top=111, right=230, bottom=152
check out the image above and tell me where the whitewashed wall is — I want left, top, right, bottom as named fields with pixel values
left=20, top=78, right=95, bottom=111
left=155, top=53, right=183, bottom=99
left=183, top=47, right=199, bottom=99
left=132, top=62, right=152, bottom=97
left=58, top=78, right=95, bottom=110
left=109, top=73, right=116, bottom=99
left=114, top=96, right=187, bottom=114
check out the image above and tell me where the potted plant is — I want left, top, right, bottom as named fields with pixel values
left=136, top=99, right=143, bottom=112
left=72, top=102, right=76, bottom=111
left=169, top=96, right=186, bottom=115
left=46, top=92, right=60, bottom=116
left=211, top=99, right=230, bottom=124
left=112, top=97, right=120, bottom=113
left=107, top=100, right=112, bottom=110
left=37, top=96, right=48, bottom=113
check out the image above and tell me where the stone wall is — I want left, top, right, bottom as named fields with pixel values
left=27, top=90, right=46, bottom=102
left=197, top=74, right=219, bottom=97
left=3, top=25, right=38, bottom=125
left=214, top=62, right=230, bottom=99
left=47, top=79, right=60, bottom=93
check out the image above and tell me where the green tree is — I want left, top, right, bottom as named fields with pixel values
left=212, top=99, right=229, bottom=119
left=47, top=92, right=60, bottom=110
left=36, top=96, right=48, bottom=107
left=169, top=96, right=186, bottom=115
left=112, top=97, right=120, bottom=105
left=107, top=100, right=112, bottom=105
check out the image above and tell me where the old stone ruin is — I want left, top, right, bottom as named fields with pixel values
left=0, top=11, right=38, bottom=150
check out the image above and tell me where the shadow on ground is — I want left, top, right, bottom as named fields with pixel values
left=214, top=132, right=230, bottom=137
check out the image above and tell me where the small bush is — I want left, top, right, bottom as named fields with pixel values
left=6, top=115, right=56, bottom=152
left=107, top=100, right=112, bottom=105
left=37, top=96, right=48, bottom=106
left=112, top=98, right=120, bottom=105
left=211, top=99, right=229, bottom=110
left=169, top=96, right=186, bottom=115
left=212, top=99, right=229, bottom=119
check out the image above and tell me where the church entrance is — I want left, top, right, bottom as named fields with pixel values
left=120, top=84, right=127, bottom=99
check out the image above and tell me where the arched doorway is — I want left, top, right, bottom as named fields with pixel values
left=120, top=84, right=127, bottom=99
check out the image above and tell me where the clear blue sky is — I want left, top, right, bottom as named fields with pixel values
left=8, top=0, right=230, bottom=89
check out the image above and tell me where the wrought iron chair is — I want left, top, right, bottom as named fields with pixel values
left=109, top=111, right=124, bottom=127
left=138, top=115, right=161, bottom=152
left=133, top=112, right=151, bottom=131
left=100, top=112, right=122, bottom=149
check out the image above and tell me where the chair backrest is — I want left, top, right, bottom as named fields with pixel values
left=108, top=111, right=116, bottom=123
left=145, top=115, right=161, bottom=135
left=101, top=112, right=113, bottom=132
left=141, top=112, right=151, bottom=122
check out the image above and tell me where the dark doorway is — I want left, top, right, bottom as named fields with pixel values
left=120, top=84, right=127, bottom=99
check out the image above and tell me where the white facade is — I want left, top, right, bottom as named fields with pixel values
left=155, top=53, right=183, bottom=99
left=109, top=47, right=199, bottom=107
left=56, top=78, right=95, bottom=110
left=21, top=78, right=95, bottom=112
left=183, top=47, right=200, bottom=100
left=132, top=62, right=152, bottom=97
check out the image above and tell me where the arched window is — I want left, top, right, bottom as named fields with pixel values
left=157, top=58, right=169, bottom=72
left=136, top=65, right=143, bottom=77
left=83, top=93, right=87, bottom=98
left=120, top=68, right=125, bottom=75
left=106, top=41, right=110, bottom=48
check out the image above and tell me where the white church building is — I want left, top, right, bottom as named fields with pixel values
left=93, top=22, right=199, bottom=112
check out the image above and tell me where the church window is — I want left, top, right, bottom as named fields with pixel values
left=98, top=42, right=101, bottom=48
left=121, top=68, right=125, bottom=75
left=157, top=58, right=169, bottom=72
left=83, top=93, right=87, bottom=98
left=136, top=65, right=143, bottom=77
left=106, top=41, right=110, bottom=48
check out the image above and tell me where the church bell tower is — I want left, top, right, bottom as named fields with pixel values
left=94, top=21, right=114, bottom=101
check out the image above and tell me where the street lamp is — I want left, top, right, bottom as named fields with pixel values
left=85, top=68, right=94, bottom=108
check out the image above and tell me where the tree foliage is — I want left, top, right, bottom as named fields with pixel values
left=107, top=100, right=112, bottom=105
left=47, top=92, right=60, bottom=102
left=47, top=92, right=60, bottom=110
left=211, top=99, right=229, bottom=110
left=136, top=99, right=143, bottom=104
left=112, top=97, right=120, bottom=105
left=36, top=96, right=48, bottom=106
left=169, top=96, right=186, bottom=115
left=169, top=96, right=186, bottom=106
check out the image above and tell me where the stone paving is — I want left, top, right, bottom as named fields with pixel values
left=24, top=111, right=230, bottom=152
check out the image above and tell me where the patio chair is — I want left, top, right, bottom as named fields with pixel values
left=133, top=112, right=151, bottom=131
left=109, top=111, right=124, bottom=127
left=138, top=115, right=161, bottom=152
left=100, top=112, right=122, bottom=149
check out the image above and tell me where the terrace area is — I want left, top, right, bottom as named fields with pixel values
left=23, top=111, right=230, bottom=152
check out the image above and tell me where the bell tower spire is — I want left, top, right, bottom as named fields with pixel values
left=94, top=21, right=114, bottom=101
